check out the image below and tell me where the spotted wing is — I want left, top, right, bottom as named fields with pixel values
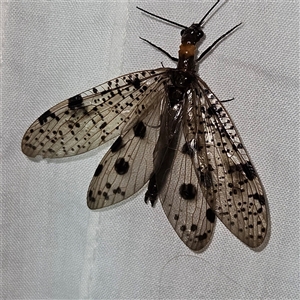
left=148, top=92, right=216, bottom=251
left=159, top=128, right=216, bottom=251
left=87, top=82, right=165, bottom=209
left=22, top=68, right=169, bottom=158
left=185, top=77, right=269, bottom=248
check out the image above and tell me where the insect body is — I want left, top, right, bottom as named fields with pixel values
left=22, top=1, right=268, bottom=251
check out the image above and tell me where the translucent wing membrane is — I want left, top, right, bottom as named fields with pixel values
left=22, top=68, right=168, bottom=158
left=145, top=78, right=268, bottom=250
left=22, top=2, right=269, bottom=251
left=184, top=77, right=268, bottom=248
left=154, top=97, right=216, bottom=250
left=87, top=93, right=164, bottom=209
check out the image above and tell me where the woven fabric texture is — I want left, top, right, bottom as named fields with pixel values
left=2, top=1, right=299, bottom=299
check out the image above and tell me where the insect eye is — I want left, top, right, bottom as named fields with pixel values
left=198, top=31, right=204, bottom=38
left=180, top=29, right=185, bottom=36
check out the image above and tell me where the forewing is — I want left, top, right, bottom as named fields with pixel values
left=87, top=86, right=164, bottom=209
left=22, top=68, right=169, bottom=158
left=188, top=77, right=268, bottom=248
left=153, top=94, right=216, bottom=251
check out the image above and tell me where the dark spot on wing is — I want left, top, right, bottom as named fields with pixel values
left=179, top=183, right=196, bottom=200
left=99, top=122, right=107, bottom=129
left=241, top=161, right=256, bottom=181
left=113, top=187, right=122, bottom=194
left=206, top=208, right=215, bottom=223
left=114, top=158, right=129, bottom=175
left=94, top=164, right=103, bottom=177
left=110, top=137, right=123, bottom=153
left=68, top=94, right=84, bottom=110
left=88, top=190, right=95, bottom=202
left=38, top=110, right=56, bottom=125
left=257, top=207, right=263, bottom=214
left=190, top=224, right=197, bottom=231
left=180, top=225, right=187, bottom=231
left=127, top=77, right=141, bottom=89
left=252, top=193, right=266, bottom=205
left=196, top=233, right=208, bottom=241
left=133, top=121, right=146, bottom=138
left=207, top=106, right=216, bottom=116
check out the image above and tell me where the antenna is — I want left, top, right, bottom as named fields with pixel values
left=199, top=0, right=220, bottom=26
left=197, top=22, right=242, bottom=62
left=136, top=6, right=187, bottom=29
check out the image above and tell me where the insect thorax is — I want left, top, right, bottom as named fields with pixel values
left=167, top=69, right=195, bottom=108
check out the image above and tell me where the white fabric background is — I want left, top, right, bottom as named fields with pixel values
left=2, top=0, right=299, bottom=299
